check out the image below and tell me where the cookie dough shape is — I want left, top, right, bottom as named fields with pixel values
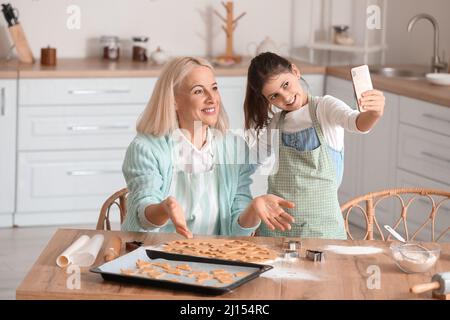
left=164, top=239, right=278, bottom=263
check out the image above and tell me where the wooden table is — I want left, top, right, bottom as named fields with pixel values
left=16, top=229, right=450, bottom=300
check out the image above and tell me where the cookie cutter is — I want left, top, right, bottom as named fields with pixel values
left=283, top=240, right=301, bottom=258
left=305, top=249, right=325, bottom=262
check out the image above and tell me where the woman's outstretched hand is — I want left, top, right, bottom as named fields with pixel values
left=250, top=194, right=295, bottom=231
left=162, top=196, right=193, bottom=239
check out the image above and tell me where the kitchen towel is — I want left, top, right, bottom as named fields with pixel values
left=56, top=234, right=104, bottom=267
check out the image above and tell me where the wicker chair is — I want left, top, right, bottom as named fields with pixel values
left=340, top=188, right=450, bottom=242
left=96, top=188, right=128, bottom=230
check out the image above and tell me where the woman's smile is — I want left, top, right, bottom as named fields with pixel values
left=201, top=106, right=217, bottom=115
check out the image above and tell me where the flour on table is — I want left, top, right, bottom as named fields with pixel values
left=260, top=259, right=321, bottom=281
left=323, top=245, right=383, bottom=255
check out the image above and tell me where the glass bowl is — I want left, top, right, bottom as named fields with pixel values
left=390, top=241, right=440, bottom=273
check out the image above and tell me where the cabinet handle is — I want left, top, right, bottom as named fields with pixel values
left=421, top=151, right=450, bottom=164
left=67, top=124, right=131, bottom=131
left=0, top=88, right=5, bottom=116
left=68, top=89, right=131, bottom=95
left=67, top=170, right=121, bottom=176
left=422, top=113, right=450, bottom=124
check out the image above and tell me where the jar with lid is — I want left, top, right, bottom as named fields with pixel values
left=101, top=36, right=120, bottom=61
left=332, top=25, right=354, bottom=46
left=132, top=37, right=149, bottom=62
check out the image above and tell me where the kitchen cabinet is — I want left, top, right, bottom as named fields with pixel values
left=325, top=76, right=450, bottom=239
left=395, top=96, right=450, bottom=242
left=15, top=78, right=154, bottom=226
left=14, top=75, right=329, bottom=226
left=0, top=79, right=16, bottom=227
left=324, top=76, right=364, bottom=205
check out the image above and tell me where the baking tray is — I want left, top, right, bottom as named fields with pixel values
left=90, top=247, right=273, bottom=295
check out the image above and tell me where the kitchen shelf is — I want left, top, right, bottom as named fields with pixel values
left=293, top=0, right=387, bottom=65
left=307, top=41, right=386, bottom=54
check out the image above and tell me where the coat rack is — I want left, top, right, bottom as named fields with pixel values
left=214, top=1, right=246, bottom=63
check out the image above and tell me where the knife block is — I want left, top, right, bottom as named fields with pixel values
left=8, top=24, right=35, bottom=64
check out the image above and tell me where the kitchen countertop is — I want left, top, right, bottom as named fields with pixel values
left=0, top=58, right=449, bottom=107
left=16, top=228, right=450, bottom=300
left=0, top=59, right=19, bottom=78
left=2, top=57, right=325, bottom=78
left=327, top=65, right=450, bottom=108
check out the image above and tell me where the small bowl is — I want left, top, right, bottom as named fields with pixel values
left=426, top=73, right=450, bottom=86
left=390, top=241, right=440, bottom=273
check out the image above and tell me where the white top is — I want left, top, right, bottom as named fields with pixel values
left=247, top=95, right=368, bottom=152
left=171, top=128, right=215, bottom=173
left=138, top=128, right=217, bottom=230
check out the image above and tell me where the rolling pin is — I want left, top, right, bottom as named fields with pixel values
left=410, top=272, right=450, bottom=300
left=103, top=235, right=122, bottom=262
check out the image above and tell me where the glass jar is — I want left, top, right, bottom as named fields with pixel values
left=101, top=36, right=120, bottom=61
left=333, top=25, right=354, bottom=46
left=132, top=36, right=149, bottom=62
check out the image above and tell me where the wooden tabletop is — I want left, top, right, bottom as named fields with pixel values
left=15, top=229, right=450, bottom=300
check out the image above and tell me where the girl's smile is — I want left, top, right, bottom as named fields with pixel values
left=261, top=64, right=308, bottom=112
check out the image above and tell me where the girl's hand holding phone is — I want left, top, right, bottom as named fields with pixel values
left=359, top=89, right=385, bottom=117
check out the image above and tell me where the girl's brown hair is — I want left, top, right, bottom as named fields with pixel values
left=243, top=52, right=293, bottom=131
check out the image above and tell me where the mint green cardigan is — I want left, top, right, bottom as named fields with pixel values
left=121, top=132, right=260, bottom=236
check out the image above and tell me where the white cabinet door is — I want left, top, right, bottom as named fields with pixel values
left=17, top=149, right=126, bottom=213
left=398, top=124, right=450, bottom=186
left=0, top=80, right=16, bottom=224
left=325, top=76, right=363, bottom=204
left=19, top=78, right=155, bottom=105
left=217, top=76, right=246, bottom=131
left=359, top=92, right=399, bottom=225
left=19, top=104, right=144, bottom=151
left=396, top=170, right=450, bottom=242
left=302, top=74, right=325, bottom=96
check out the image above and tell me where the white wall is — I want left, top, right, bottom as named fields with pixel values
left=291, top=0, right=449, bottom=66
left=385, top=0, right=450, bottom=66
left=0, top=0, right=448, bottom=66
left=0, top=0, right=293, bottom=59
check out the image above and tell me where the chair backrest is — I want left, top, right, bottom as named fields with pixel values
left=96, top=188, right=129, bottom=230
left=340, top=188, right=450, bottom=242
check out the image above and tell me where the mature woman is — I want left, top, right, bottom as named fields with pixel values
left=121, top=57, right=295, bottom=237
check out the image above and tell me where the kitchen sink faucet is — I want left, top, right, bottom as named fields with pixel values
left=407, top=13, right=448, bottom=73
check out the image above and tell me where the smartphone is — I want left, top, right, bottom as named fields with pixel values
left=350, top=65, right=373, bottom=112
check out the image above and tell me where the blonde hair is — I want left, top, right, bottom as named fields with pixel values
left=137, top=57, right=229, bottom=136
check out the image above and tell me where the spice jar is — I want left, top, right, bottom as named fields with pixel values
left=333, top=25, right=354, bottom=46
left=132, top=36, right=149, bottom=62
left=101, top=36, right=120, bottom=61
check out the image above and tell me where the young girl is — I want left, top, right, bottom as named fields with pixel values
left=244, top=52, right=385, bottom=239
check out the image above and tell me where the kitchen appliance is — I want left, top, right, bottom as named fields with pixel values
left=1, top=3, right=34, bottom=63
